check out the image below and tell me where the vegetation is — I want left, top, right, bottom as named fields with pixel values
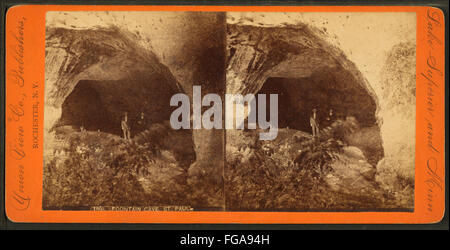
left=43, top=123, right=196, bottom=209
left=225, top=118, right=396, bottom=211
left=226, top=138, right=343, bottom=211
left=44, top=117, right=409, bottom=211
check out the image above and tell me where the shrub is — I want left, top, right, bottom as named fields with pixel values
left=226, top=128, right=345, bottom=210
left=43, top=123, right=195, bottom=209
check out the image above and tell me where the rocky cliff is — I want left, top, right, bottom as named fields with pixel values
left=375, top=42, right=416, bottom=207
left=226, top=19, right=415, bottom=208
left=45, top=13, right=226, bottom=206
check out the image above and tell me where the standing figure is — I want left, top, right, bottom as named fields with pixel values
left=121, top=112, right=131, bottom=140
left=310, top=108, right=320, bottom=138
left=325, top=108, right=335, bottom=127
left=136, top=111, right=146, bottom=134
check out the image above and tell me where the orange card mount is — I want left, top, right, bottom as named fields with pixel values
left=5, top=5, right=446, bottom=224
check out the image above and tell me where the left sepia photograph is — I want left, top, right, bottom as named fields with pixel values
left=43, top=11, right=226, bottom=211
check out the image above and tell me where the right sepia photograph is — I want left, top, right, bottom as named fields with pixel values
left=224, top=12, right=416, bottom=211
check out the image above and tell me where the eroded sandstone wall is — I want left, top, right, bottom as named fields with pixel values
left=375, top=42, right=416, bottom=199
left=45, top=12, right=225, bottom=187
left=226, top=13, right=416, bottom=205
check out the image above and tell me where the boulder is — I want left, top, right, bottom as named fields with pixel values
left=325, top=148, right=377, bottom=194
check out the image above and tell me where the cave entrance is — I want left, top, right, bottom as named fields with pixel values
left=57, top=71, right=181, bottom=137
left=254, top=67, right=378, bottom=133
left=55, top=73, right=198, bottom=171
left=252, top=67, right=384, bottom=165
left=59, top=80, right=117, bottom=134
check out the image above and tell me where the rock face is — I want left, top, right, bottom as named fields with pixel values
left=325, top=146, right=378, bottom=195
left=226, top=21, right=415, bottom=209
left=375, top=42, right=416, bottom=208
left=45, top=27, right=181, bottom=108
left=226, top=24, right=378, bottom=101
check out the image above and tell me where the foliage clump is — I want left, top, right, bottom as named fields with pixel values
left=43, top=123, right=196, bottom=209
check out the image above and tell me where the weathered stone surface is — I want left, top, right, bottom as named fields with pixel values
left=375, top=43, right=416, bottom=188
left=45, top=13, right=225, bottom=187
left=227, top=19, right=415, bottom=207
left=226, top=24, right=378, bottom=102
left=342, top=146, right=366, bottom=161
left=325, top=149, right=377, bottom=194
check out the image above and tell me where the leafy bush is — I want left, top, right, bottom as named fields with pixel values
left=223, top=115, right=406, bottom=211
left=319, top=116, right=359, bottom=142
left=294, top=138, right=344, bottom=173
left=43, top=123, right=196, bottom=209
left=226, top=127, right=346, bottom=210
left=43, top=131, right=152, bottom=208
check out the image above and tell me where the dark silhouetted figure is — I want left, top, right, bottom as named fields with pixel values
left=136, top=111, right=146, bottom=134
left=325, top=108, right=335, bottom=127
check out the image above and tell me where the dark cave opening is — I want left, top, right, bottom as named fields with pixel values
left=55, top=74, right=199, bottom=171
left=251, top=67, right=384, bottom=165
left=57, top=72, right=181, bottom=137
left=58, top=81, right=116, bottom=134
left=254, top=67, right=378, bottom=133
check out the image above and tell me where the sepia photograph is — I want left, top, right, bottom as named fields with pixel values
left=43, top=11, right=226, bottom=210
left=225, top=12, right=416, bottom=211
left=42, top=11, right=416, bottom=212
